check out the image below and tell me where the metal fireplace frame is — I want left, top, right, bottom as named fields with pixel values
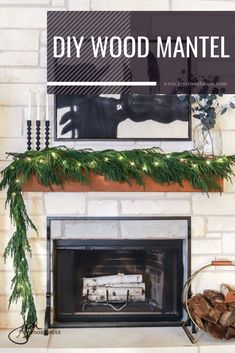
left=44, top=216, right=191, bottom=335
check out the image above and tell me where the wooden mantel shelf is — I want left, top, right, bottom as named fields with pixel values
left=21, top=175, right=224, bottom=193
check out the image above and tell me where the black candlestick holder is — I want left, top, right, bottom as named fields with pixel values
left=27, top=120, right=32, bottom=151
left=36, top=120, right=41, bottom=151
left=45, top=120, right=50, bottom=149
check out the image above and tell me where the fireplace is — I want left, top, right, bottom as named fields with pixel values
left=45, top=217, right=190, bottom=332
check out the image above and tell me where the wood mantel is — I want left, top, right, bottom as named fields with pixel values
left=21, top=175, right=224, bottom=193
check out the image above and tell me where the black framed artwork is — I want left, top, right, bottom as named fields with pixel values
left=54, top=94, right=191, bottom=141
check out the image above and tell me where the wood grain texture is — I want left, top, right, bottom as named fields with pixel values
left=21, top=174, right=224, bottom=193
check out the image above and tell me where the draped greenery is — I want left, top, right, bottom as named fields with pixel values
left=0, top=146, right=235, bottom=339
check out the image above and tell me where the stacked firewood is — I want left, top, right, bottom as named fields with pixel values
left=188, top=284, right=235, bottom=339
left=82, top=273, right=146, bottom=303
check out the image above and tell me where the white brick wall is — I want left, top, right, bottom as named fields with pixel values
left=1, top=0, right=235, bottom=330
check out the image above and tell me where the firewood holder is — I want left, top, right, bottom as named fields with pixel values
left=182, top=260, right=235, bottom=344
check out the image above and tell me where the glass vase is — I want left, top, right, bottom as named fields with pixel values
left=193, top=123, right=223, bottom=156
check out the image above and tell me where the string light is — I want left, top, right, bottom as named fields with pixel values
left=218, top=158, right=224, bottom=163
left=104, top=157, right=109, bottom=162
left=192, top=163, right=197, bottom=169
left=26, top=157, right=31, bottom=161
left=142, top=165, right=148, bottom=171
left=89, top=161, right=97, bottom=168
left=130, top=161, right=135, bottom=166
left=166, top=154, right=170, bottom=159
left=51, top=152, right=56, bottom=158
left=39, top=159, right=44, bottom=163
left=154, top=161, right=159, bottom=166
left=206, top=160, right=211, bottom=165
left=12, top=192, right=16, bottom=197
left=16, top=179, right=20, bottom=183
left=180, top=158, right=185, bottom=162
left=118, top=156, right=124, bottom=160
left=77, top=162, right=81, bottom=167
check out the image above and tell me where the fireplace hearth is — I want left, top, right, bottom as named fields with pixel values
left=45, top=217, right=190, bottom=333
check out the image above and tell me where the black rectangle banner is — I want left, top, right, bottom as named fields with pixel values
left=47, top=11, right=235, bottom=94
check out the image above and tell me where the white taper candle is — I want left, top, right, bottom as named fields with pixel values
left=27, top=90, right=31, bottom=121
left=37, top=90, right=40, bottom=121
left=46, top=94, right=49, bottom=121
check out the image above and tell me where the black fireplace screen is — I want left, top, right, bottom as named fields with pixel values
left=53, top=239, right=184, bottom=326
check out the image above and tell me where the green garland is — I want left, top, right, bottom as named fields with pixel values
left=0, top=146, right=235, bottom=340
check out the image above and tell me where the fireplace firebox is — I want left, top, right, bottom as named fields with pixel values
left=44, top=217, right=190, bottom=333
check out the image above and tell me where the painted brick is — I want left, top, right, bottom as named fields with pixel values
left=0, top=30, right=39, bottom=51
left=29, top=239, right=47, bottom=255
left=0, top=68, right=46, bottom=83
left=207, top=216, right=235, bottom=231
left=191, top=255, right=221, bottom=273
left=192, top=271, right=235, bottom=294
left=224, top=175, right=235, bottom=192
left=0, top=294, right=45, bottom=312
left=25, top=198, right=44, bottom=215
left=172, top=0, right=235, bottom=11
left=0, top=138, right=25, bottom=159
left=222, top=233, right=235, bottom=254
left=205, top=232, right=221, bottom=239
left=0, top=198, right=6, bottom=214
left=29, top=254, right=47, bottom=271
left=87, top=200, right=118, bottom=216
left=63, top=220, right=120, bottom=239
left=191, top=216, right=206, bottom=237
left=121, top=200, right=190, bottom=215
left=0, top=0, right=50, bottom=3
left=40, top=46, right=47, bottom=67
left=0, top=215, right=11, bottom=231
left=0, top=84, right=44, bottom=105
left=166, top=192, right=191, bottom=199
left=44, top=193, right=86, bottom=215
left=0, top=312, right=23, bottom=329
left=68, top=0, right=90, bottom=10
left=52, top=0, right=65, bottom=5
left=40, top=30, right=47, bottom=46
left=0, top=51, right=38, bottom=66
left=27, top=215, right=46, bottom=238
left=192, top=194, right=235, bottom=215
left=191, top=239, right=222, bottom=255
left=0, top=231, right=9, bottom=252
left=0, top=107, right=23, bottom=138
left=222, top=131, right=235, bottom=154
left=90, top=0, right=170, bottom=10
left=0, top=8, right=47, bottom=28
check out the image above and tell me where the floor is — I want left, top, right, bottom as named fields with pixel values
left=0, top=327, right=235, bottom=353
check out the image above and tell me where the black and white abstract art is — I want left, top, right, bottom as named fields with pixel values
left=55, top=94, right=191, bottom=141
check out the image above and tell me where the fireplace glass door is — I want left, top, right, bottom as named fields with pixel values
left=53, top=239, right=185, bottom=326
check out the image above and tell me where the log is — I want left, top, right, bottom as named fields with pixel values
left=204, top=322, right=228, bottom=339
left=83, top=284, right=145, bottom=303
left=83, top=274, right=143, bottom=287
left=85, top=293, right=146, bottom=303
left=188, top=294, right=213, bottom=319
left=220, top=284, right=235, bottom=303
left=82, top=285, right=145, bottom=297
left=225, top=327, right=235, bottom=340
left=203, top=290, right=227, bottom=311
left=219, top=309, right=235, bottom=327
